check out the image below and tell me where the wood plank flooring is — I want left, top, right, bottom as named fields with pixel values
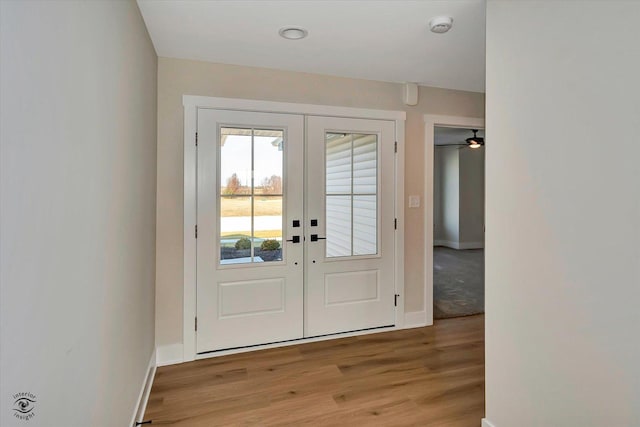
left=146, top=315, right=484, bottom=426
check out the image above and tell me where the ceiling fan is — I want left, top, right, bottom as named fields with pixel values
left=436, top=129, right=485, bottom=149
left=465, top=129, right=484, bottom=148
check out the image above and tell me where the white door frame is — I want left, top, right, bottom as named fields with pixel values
left=423, top=114, right=485, bottom=326
left=183, top=95, right=406, bottom=362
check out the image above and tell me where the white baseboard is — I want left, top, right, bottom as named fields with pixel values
left=156, top=343, right=184, bottom=366
left=481, top=419, right=496, bottom=427
left=130, top=348, right=156, bottom=427
left=459, top=241, right=484, bottom=249
left=434, top=240, right=484, bottom=250
left=404, top=310, right=428, bottom=328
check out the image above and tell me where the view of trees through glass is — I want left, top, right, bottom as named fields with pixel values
left=219, top=128, right=284, bottom=264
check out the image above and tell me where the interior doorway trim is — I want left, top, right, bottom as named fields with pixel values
left=183, top=95, right=406, bottom=362
left=423, top=114, right=485, bottom=326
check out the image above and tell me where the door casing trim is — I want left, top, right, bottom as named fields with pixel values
left=183, top=95, right=406, bottom=362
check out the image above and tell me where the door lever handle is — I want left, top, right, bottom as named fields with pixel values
left=310, top=234, right=326, bottom=242
left=286, top=236, right=301, bottom=243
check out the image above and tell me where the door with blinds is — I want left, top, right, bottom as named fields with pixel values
left=305, top=116, right=396, bottom=337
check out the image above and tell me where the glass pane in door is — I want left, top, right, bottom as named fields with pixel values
left=219, top=127, right=284, bottom=264
left=254, top=196, right=283, bottom=262
left=220, top=196, right=253, bottom=263
left=353, top=195, right=377, bottom=255
left=326, top=195, right=352, bottom=257
left=325, top=132, right=378, bottom=258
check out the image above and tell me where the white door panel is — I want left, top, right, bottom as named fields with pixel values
left=196, top=109, right=304, bottom=353
left=305, top=116, right=396, bottom=337
left=324, top=270, right=379, bottom=305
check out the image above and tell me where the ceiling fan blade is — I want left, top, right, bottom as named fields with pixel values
left=435, top=143, right=467, bottom=147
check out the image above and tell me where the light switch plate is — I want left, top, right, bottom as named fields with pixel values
left=409, top=195, right=420, bottom=208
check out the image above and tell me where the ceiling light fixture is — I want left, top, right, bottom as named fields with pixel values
left=429, top=16, right=453, bottom=34
left=466, top=129, right=485, bottom=148
left=279, top=27, right=308, bottom=40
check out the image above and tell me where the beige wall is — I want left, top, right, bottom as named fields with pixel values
left=156, top=57, right=484, bottom=346
left=433, top=146, right=485, bottom=248
left=436, top=146, right=461, bottom=245
left=459, top=147, right=485, bottom=245
left=433, top=148, right=444, bottom=242
left=486, top=1, right=640, bottom=426
left=1, top=1, right=157, bottom=426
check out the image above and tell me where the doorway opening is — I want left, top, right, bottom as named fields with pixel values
left=432, top=126, right=485, bottom=319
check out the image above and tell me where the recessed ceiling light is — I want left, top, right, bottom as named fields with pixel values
left=279, top=27, right=308, bottom=40
left=429, top=16, right=453, bottom=34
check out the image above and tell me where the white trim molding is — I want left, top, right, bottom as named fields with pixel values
left=157, top=343, right=185, bottom=367
left=182, top=95, right=406, bottom=362
left=183, top=95, right=406, bottom=121
left=183, top=102, right=197, bottom=363
left=394, top=113, right=406, bottom=328
left=458, top=241, right=484, bottom=249
left=424, top=114, right=485, bottom=327
left=482, top=419, right=497, bottom=427
left=131, top=349, right=156, bottom=427
left=434, top=240, right=484, bottom=250
left=404, top=311, right=428, bottom=328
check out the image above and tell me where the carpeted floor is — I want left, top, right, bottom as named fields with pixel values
left=433, top=246, right=484, bottom=319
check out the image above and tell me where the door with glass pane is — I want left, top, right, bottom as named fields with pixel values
left=306, top=116, right=396, bottom=337
left=196, top=109, right=304, bottom=353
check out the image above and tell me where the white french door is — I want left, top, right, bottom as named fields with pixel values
left=305, top=116, right=396, bottom=336
left=196, top=109, right=396, bottom=354
left=196, top=109, right=304, bottom=352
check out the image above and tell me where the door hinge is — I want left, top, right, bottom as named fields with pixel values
left=195, top=317, right=198, bottom=331
left=394, top=218, right=397, bottom=230
left=195, top=132, right=198, bottom=146
left=394, top=294, right=400, bottom=307
left=195, top=225, right=198, bottom=238
left=394, top=141, right=398, bottom=153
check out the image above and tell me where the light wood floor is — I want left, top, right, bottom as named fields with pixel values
left=146, top=315, right=484, bottom=426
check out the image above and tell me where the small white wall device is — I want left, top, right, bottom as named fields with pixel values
left=404, top=83, right=418, bottom=106
left=429, top=16, right=453, bottom=34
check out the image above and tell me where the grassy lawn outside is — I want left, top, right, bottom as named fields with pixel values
left=220, top=230, right=282, bottom=244
left=221, top=196, right=282, bottom=216
left=220, top=197, right=283, bottom=242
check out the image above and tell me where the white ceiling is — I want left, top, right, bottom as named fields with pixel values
left=434, top=126, right=484, bottom=146
left=137, top=0, right=486, bottom=93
